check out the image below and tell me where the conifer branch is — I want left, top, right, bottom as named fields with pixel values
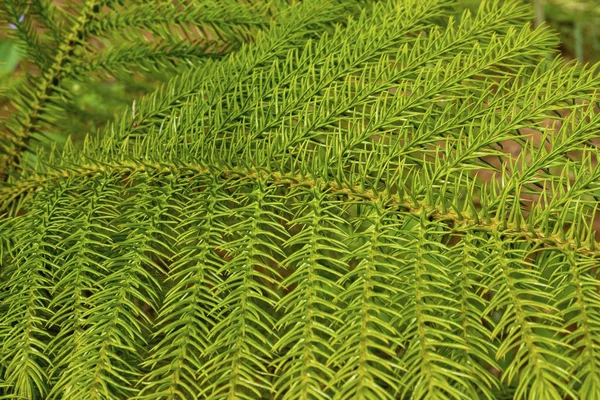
left=3, top=158, right=599, bottom=261
left=30, top=0, right=63, bottom=43
left=1, top=0, right=104, bottom=178
left=3, top=0, right=600, bottom=397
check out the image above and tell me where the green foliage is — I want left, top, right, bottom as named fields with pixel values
left=2, top=0, right=600, bottom=399
left=0, top=0, right=284, bottom=175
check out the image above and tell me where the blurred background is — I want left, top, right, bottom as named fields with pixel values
left=1, top=0, right=599, bottom=150
left=458, top=0, right=600, bottom=64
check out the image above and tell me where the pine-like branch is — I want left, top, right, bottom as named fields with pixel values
left=3, top=0, right=600, bottom=398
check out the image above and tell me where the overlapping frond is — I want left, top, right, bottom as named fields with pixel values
left=3, top=0, right=600, bottom=398
left=136, top=175, right=228, bottom=399
left=0, top=188, right=67, bottom=398
left=99, top=0, right=377, bottom=147
left=43, top=178, right=120, bottom=399
left=0, top=0, right=309, bottom=177
left=272, top=187, right=349, bottom=399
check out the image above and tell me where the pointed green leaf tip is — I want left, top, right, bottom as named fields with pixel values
left=2, top=0, right=600, bottom=399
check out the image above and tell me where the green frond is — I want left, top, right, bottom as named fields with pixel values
left=553, top=249, right=600, bottom=399
left=484, top=232, right=573, bottom=399
left=394, top=215, right=474, bottom=400
left=46, top=173, right=175, bottom=399
left=447, top=232, right=501, bottom=400
left=272, top=186, right=349, bottom=399
left=99, top=0, right=372, bottom=146
left=0, top=189, right=68, bottom=398
left=198, top=178, right=289, bottom=398
left=74, top=40, right=229, bottom=78
left=328, top=199, right=405, bottom=399
left=86, top=1, right=269, bottom=44
left=134, top=175, right=227, bottom=399
left=43, top=177, right=121, bottom=399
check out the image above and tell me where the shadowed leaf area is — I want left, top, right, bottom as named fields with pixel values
left=2, top=0, right=600, bottom=399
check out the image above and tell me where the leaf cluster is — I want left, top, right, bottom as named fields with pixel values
left=2, top=0, right=600, bottom=399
